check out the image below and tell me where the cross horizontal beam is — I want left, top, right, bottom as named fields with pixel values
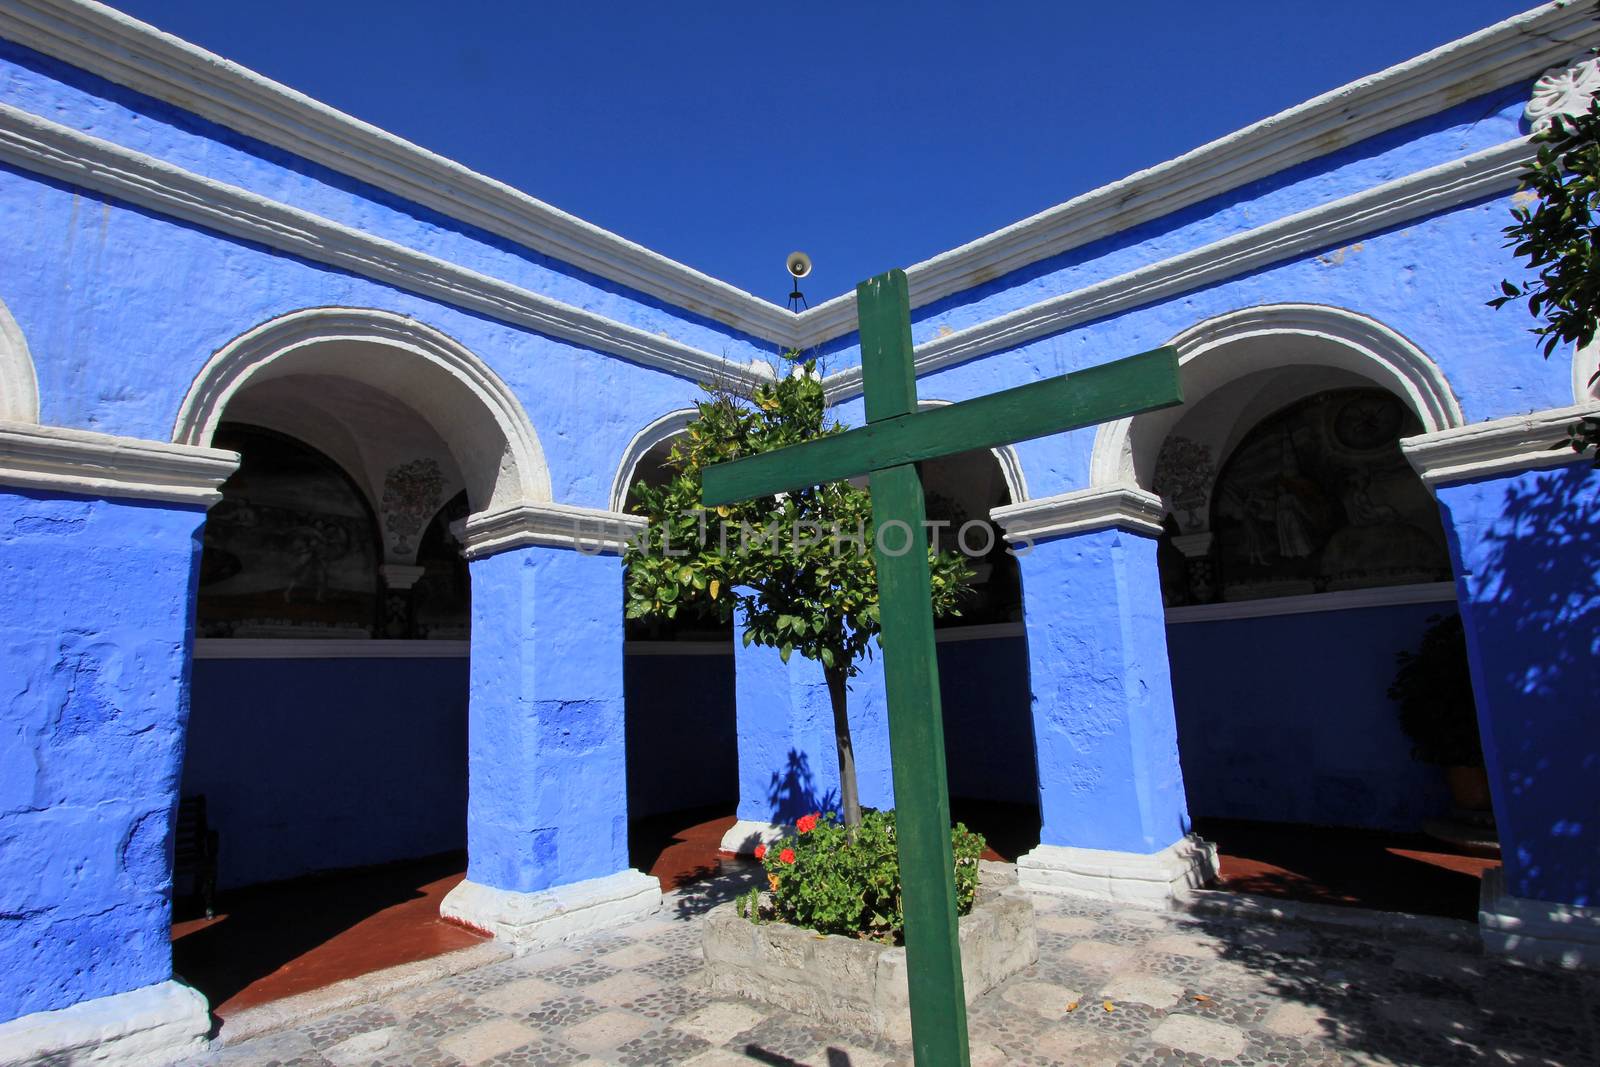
left=701, top=345, right=1181, bottom=506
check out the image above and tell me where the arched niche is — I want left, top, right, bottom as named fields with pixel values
left=1090, top=304, right=1463, bottom=496
left=174, top=308, right=550, bottom=517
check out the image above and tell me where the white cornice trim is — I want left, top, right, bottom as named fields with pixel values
left=1165, top=582, right=1457, bottom=625
left=0, top=0, right=800, bottom=345
left=0, top=419, right=238, bottom=505
left=825, top=139, right=1532, bottom=400
left=1, top=2, right=1592, bottom=346
left=797, top=2, right=1600, bottom=344
left=462, top=501, right=646, bottom=559
left=991, top=484, right=1166, bottom=543
left=194, top=638, right=469, bottom=659
left=1400, top=402, right=1600, bottom=488
left=0, top=102, right=774, bottom=392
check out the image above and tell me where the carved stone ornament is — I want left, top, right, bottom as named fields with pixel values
left=1526, top=53, right=1600, bottom=134
left=381, top=457, right=445, bottom=559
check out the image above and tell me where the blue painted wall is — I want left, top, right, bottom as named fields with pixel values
left=1167, top=603, right=1454, bottom=832
left=1438, top=462, right=1599, bottom=907
left=623, top=651, right=738, bottom=818
left=938, top=635, right=1038, bottom=806
left=183, top=657, right=468, bottom=890
left=466, top=546, right=629, bottom=894
left=0, top=489, right=201, bottom=1023
left=1017, top=529, right=1190, bottom=855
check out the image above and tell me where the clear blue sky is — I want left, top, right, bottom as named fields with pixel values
left=113, top=0, right=1536, bottom=306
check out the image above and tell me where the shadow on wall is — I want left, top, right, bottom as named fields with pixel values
left=1453, top=464, right=1599, bottom=905
left=768, top=749, right=840, bottom=824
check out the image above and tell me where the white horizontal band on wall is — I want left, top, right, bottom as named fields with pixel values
left=1164, top=582, right=1458, bottom=625
left=6, top=0, right=1592, bottom=346
left=0, top=102, right=773, bottom=392
left=0, top=419, right=238, bottom=506
left=1400, top=401, right=1600, bottom=488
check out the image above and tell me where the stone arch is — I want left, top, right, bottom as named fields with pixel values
left=1089, top=304, right=1464, bottom=493
left=609, top=408, right=698, bottom=513
left=1575, top=339, right=1600, bottom=403
left=918, top=399, right=1030, bottom=503
left=174, top=307, right=550, bottom=514
left=0, top=295, right=39, bottom=424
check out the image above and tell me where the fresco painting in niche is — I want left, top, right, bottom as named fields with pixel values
left=1161, top=388, right=1451, bottom=605
left=411, top=491, right=471, bottom=639
left=198, top=424, right=380, bottom=637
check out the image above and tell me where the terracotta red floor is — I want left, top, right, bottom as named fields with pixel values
left=171, top=852, right=485, bottom=1018
left=1195, top=816, right=1500, bottom=922
left=171, top=809, right=1499, bottom=1019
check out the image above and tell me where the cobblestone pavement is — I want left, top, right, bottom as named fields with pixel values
left=198, top=865, right=1599, bottom=1066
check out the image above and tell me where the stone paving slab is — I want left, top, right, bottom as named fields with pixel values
left=197, top=864, right=1600, bottom=1066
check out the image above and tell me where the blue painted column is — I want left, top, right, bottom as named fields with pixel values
left=464, top=544, right=629, bottom=892
left=0, top=488, right=204, bottom=1023
left=1015, top=525, right=1191, bottom=855
left=445, top=537, right=661, bottom=943
left=726, top=608, right=893, bottom=848
left=1435, top=462, right=1599, bottom=909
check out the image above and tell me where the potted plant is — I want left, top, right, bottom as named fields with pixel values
left=1388, top=613, right=1491, bottom=812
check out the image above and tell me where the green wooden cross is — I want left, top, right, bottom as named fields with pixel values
left=701, top=269, right=1183, bottom=1066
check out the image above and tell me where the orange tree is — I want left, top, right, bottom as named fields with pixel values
left=622, top=359, right=972, bottom=827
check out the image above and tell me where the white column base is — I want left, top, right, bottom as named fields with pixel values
left=718, top=819, right=788, bottom=857
left=1017, top=834, right=1218, bottom=907
left=441, top=869, right=662, bottom=950
left=1480, top=867, right=1600, bottom=969
left=0, top=980, right=210, bottom=1067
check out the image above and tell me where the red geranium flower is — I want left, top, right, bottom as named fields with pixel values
left=753, top=844, right=766, bottom=860
left=779, top=848, right=796, bottom=865
left=796, top=813, right=820, bottom=834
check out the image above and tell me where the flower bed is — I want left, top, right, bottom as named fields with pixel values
left=704, top=811, right=1037, bottom=1041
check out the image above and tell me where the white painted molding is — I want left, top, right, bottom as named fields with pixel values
left=798, top=2, right=1600, bottom=344
left=1575, top=340, right=1600, bottom=404
left=991, top=485, right=1166, bottom=543
left=935, top=621, right=1027, bottom=643
left=827, top=142, right=1524, bottom=401
left=194, top=638, right=469, bottom=659
left=2, top=1, right=1593, bottom=352
left=174, top=307, right=550, bottom=514
left=1480, top=867, right=1600, bottom=969
left=917, top=399, right=1029, bottom=503
left=1525, top=52, right=1600, bottom=134
left=1017, top=835, right=1219, bottom=908
left=1090, top=303, right=1464, bottom=490
left=0, top=296, right=38, bottom=424
left=0, top=0, right=801, bottom=347
left=440, top=869, right=662, bottom=949
left=0, top=419, right=238, bottom=505
left=0, top=978, right=211, bottom=1067
left=0, top=103, right=773, bottom=394
left=608, top=407, right=697, bottom=513
left=1165, top=582, right=1457, bottom=625
left=462, top=501, right=646, bottom=559
left=1399, top=401, right=1600, bottom=488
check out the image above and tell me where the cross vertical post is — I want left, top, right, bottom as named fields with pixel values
left=857, top=270, right=969, bottom=1067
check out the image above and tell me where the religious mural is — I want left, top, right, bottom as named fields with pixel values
left=410, top=490, right=472, bottom=639
left=198, top=424, right=381, bottom=637
left=1158, top=388, right=1452, bottom=606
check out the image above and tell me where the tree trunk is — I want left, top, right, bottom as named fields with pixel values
left=824, top=662, right=862, bottom=828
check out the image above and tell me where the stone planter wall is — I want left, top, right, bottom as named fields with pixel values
left=702, top=885, right=1037, bottom=1042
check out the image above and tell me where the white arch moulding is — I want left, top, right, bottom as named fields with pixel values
left=173, top=307, right=551, bottom=513
left=917, top=399, right=1030, bottom=505
left=608, top=407, right=698, bottom=513
left=0, top=295, right=39, bottom=424
left=1089, top=303, right=1464, bottom=491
